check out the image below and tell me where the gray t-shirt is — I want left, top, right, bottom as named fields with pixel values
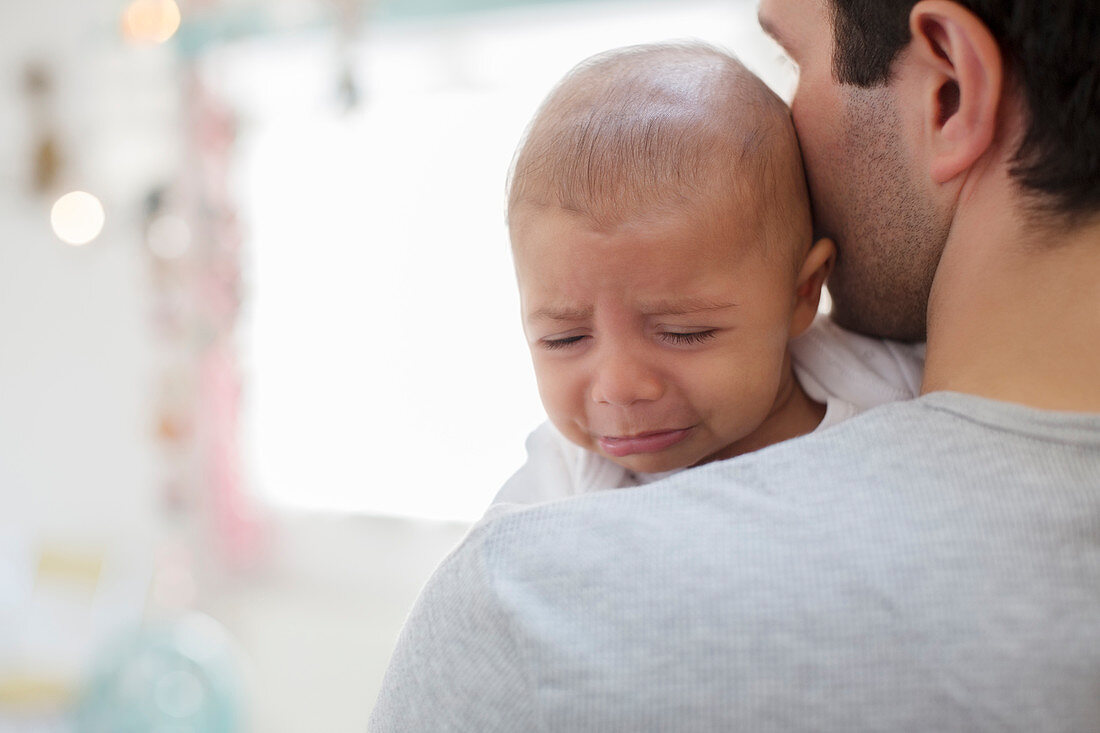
left=370, top=392, right=1100, bottom=732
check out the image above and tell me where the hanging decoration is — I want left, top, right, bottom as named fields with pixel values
left=333, top=0, right=372, bottom=111
left=185, top=68, right=267, bottom=571
left=23, top=62, right=64, bottom=195
left=142, top=0, right=376, bottom=574
left=145, top=62, right=266, bottom=576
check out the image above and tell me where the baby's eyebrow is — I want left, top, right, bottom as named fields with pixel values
left=527, top=305, right=594, bottom=322
left=640, top=298, right=740, bottom=316
left=526, top=298, right=738, bottom=322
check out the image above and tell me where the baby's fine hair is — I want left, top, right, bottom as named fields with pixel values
left=507, top=42, right=810, bottom=258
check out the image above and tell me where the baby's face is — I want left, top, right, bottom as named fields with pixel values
left=513, top=203, right=803, bottom=474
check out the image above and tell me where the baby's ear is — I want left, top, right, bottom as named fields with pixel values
left=790, top=238, right=836, bottom=338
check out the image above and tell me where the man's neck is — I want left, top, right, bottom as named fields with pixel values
left=923, top=201, right=1100, bottom=412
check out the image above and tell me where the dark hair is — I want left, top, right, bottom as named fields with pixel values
left=830, top=0, right=1100, bottom=220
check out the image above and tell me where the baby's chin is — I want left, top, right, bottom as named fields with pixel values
left=604, top=440, right=740, bottom=476
left=602, top=448, right=701, bottom=476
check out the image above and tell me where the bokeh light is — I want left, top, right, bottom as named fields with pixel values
left=50, top=191, right=106, bottom=246
left=121, top=0, right=182, bottom=44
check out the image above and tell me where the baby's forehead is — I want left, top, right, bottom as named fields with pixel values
left=511, top=197, right=770, bottom=269
left=512, top=203, right=795, bottom=328
left=510, top=175, right=806, bottom=292
left=511, top=172, right=768, bottom=247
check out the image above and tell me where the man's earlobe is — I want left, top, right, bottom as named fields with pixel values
left=909, top=0, right=1003, bottom=183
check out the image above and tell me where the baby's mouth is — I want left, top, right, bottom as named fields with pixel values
left=597, top=427, right=694, bottom=457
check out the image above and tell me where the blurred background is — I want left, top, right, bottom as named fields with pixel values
left=0, top=0, right=792, bottom=730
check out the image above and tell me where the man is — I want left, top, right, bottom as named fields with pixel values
left=370, top=0, right=1100, bottom=729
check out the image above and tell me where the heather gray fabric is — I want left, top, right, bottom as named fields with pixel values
left=370, top=392, right=1100, bottom=732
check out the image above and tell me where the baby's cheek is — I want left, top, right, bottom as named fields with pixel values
left=707, top=352, right=785, bottom=412
left=549, top=416, right=594, bottom=452
left=531, top=358, right=565, bottom=402
left=534, top=369, right=590, bottom=436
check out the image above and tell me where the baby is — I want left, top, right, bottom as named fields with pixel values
left=493, top=43, right=923, bottom=506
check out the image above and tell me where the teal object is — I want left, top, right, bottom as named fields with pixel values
left=75, top=614, right=242, bottom=733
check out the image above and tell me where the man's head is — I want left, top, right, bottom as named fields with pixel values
left=830, top=0, right=1100, bottom=218
left=508, top=44, right=834, bottom=472
left=759, top=0, right=1100, bottom=341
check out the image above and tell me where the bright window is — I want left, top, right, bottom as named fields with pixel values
left=225, top=0, right=791, bottom=521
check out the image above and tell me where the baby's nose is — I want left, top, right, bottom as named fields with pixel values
left=589, top=348, right=664, bottom=406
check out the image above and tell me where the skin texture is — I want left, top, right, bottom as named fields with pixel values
left=759, top=0, right=951, bottom=341
left=511, top=198, right=831, bottom=475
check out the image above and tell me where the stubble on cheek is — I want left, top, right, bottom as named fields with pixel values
left=826, top=86, right=948, bottom=342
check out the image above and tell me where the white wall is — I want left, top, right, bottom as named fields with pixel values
left=0, top=197, right=156, bottom=540
left=1, top=2, right=183, bottom=721
left=0, top=0, right=179, bottom=543
left=229, top=0, right=791, bottom=521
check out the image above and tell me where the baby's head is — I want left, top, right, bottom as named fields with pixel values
left=508, top=43, right=834, bottom=473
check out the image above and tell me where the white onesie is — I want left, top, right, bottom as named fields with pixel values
left=491, top=315, right=925, bottom=507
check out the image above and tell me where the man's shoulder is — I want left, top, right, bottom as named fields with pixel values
left=469, top=391, right=1100, bottom=575
left=485, top=397, right=917, bottom=510
left=411, top=394, right=1100, bottom=731
left=468, top=399, right=930, bottom=572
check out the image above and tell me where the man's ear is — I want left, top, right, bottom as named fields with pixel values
left=791, top=237, right=835, bottom=338
left=908, top=0, right=1003, bottom=183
